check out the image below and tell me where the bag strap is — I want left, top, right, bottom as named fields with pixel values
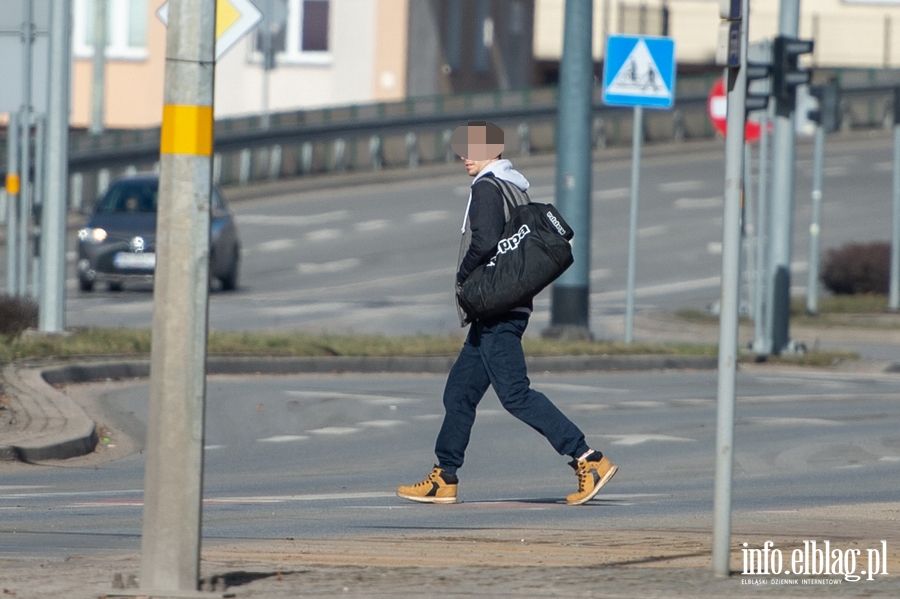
left=481, top=177, right=528, bottom=222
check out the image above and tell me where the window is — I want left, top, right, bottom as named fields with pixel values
left=253, top=0, right=330, bottom=66
left=73, top=0, right=148, bottom=60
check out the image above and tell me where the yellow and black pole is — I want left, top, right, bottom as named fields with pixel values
left=138, top=0, right=216, bottom=593
left=5, top=114, right=20, bottom=296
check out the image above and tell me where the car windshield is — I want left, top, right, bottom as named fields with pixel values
left=95, top=180, right=158, bottom=214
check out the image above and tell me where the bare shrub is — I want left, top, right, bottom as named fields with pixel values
left=0, top=294, right=38, bottom=338
left=821, top=242, right=890, bottom=295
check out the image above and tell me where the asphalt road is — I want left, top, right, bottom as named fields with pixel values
left=2, top=367, right=898, bottom=557
left=43, top=132, right=900, bottom=339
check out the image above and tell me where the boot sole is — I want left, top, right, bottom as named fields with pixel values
left=396, top=491, right=457, bottom=504
left=567, top=464, right=618, bottom=506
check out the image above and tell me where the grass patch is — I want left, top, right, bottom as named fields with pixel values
left=791, top=295, right=890, bottom=315
left=674, top=308, right=751, bottom=324
left=791, top=295, right=900, bottom=329
left=758, top=349, right=860, bottom=367
left=0, top=327, right=724, bottom=363
left=676, top=297, right=900, bottom=330
left=0, top=327, right=855, bottom=367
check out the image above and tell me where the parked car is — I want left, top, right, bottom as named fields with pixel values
left=77, top=174, right=241, bottom=292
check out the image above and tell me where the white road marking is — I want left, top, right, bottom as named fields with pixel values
left=355, top=219, right=389, bottom=232
left=0, top=486, right=51, bottom=492
left=257, top=239, right=295, bottom=252
left=75, top=300, right=154, bottom=313
left=237, top=210, right=349, bottom=227
left=592, top=276, right=722, bottom=301
left=285, top=390, right=421, bottom=405
left=0, top=489, right=142, bottom=499
left=257, top=435, right=309, bottom=443
left=616, top=400, right=667, bottom=408
left=707, top=241, right=723, bottom=254
left=674, top=398, right=715, bottom=406
left=742, top=417, right=841, bottom=426
left=535, top=383, right=627, bottom=394
left=879, top=456, right=900, bottom=462
left=306, top=229, right=340, bottom=242
left=590, top=268, right=612, bottom=280
left=356, top=420, right=405, bottom=428
left=602, top=434, right=696, bottom=446
left=675, top=197, right=722, bottom=209
left=255, top=302, right=350, bottom=317
left=413, top=414, right=443, bottom=421
left=639, top=225, right=667, bottom=238
left=253, top=267, right=454, bottom=301
left=568, top=403, right=610, bottom=411
left=659, top=180, right=704, bottom=193
left=64, top=491, right=396, bottom=509
left=410, top=210, right=450, bottom=223
left=823, top=166, right=849, bottom=177
left=297, top=258, right=360, bottom=274
left=204, top=445, right=226, bottom=451
left=757, top=376, right=848, bottom=388
left=307, top=427, right=360, bottom=435
left=594, top=188, right=630, bottom=200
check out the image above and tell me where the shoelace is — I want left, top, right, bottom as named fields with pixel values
left=413, top=471, right=440, bottom=488
left=576, top=466, right=593, bottom=492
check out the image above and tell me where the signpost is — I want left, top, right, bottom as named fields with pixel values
left=602, top=34, right=676, bottom=343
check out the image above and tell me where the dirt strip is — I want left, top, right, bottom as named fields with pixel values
left=2, top=504, right=898, bottom=599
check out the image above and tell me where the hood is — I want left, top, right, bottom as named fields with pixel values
left=472, top=159, right=530, bottom=191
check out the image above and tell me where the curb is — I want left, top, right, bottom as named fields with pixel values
left=0, top=364, right=98, bottom=462
left=1, top=354, right=717, bottom=463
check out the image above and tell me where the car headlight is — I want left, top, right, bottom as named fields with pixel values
left=78, top=227, right=107, bottom=243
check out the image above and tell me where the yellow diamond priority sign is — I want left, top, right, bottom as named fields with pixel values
left=157, top=0, right=263, bottom=61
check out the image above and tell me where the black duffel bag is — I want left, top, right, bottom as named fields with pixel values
left=458, top=200, right=574, bottom=321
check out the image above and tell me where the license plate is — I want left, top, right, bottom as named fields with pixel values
left=113, top=252, right=156, bottom=269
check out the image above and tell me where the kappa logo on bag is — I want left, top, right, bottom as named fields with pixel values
left=545, top=211, right=567, bottom=237
left=488, top=224, right=531, bottom=267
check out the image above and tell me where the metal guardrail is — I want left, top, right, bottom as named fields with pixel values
left=3, top=69, right=900, bottom=209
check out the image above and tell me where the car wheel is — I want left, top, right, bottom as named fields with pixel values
left=79, top=278, right=94, bottom=292
left=108, top=281, right=124, bottom=292
left=219, top=247, right=240, bottom=291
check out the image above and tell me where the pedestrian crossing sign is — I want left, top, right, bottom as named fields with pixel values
left=603, top=35, right=676, bottom=109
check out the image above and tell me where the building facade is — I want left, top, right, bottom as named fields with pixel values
left=62, top=0, right=900, bottom=130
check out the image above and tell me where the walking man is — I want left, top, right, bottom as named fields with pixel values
left=397, top=121, right=617, bottom=506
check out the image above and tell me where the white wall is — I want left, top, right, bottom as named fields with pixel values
left=214, top=0, right=376, bottom=118
left=534, top=0, right=900, bottom=67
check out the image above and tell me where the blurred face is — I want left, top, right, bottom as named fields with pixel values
left=450, top=122, right=505, bottom=165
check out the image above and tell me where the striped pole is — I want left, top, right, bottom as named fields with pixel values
left=139, top=0, right=216, bottom=592
left=5, top=114, right=20, bottom=296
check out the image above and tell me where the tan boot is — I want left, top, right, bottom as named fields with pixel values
left=566, top=454, right=617, bottom=505
left=397, top=466, right=458, bottom=504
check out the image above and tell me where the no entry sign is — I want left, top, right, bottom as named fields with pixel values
left=707, top=77, right=762, bottom=143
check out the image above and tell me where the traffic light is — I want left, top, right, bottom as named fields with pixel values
left=772, top=35, right=814, bottom=107
left=745, top=62, right=771, bottom=112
